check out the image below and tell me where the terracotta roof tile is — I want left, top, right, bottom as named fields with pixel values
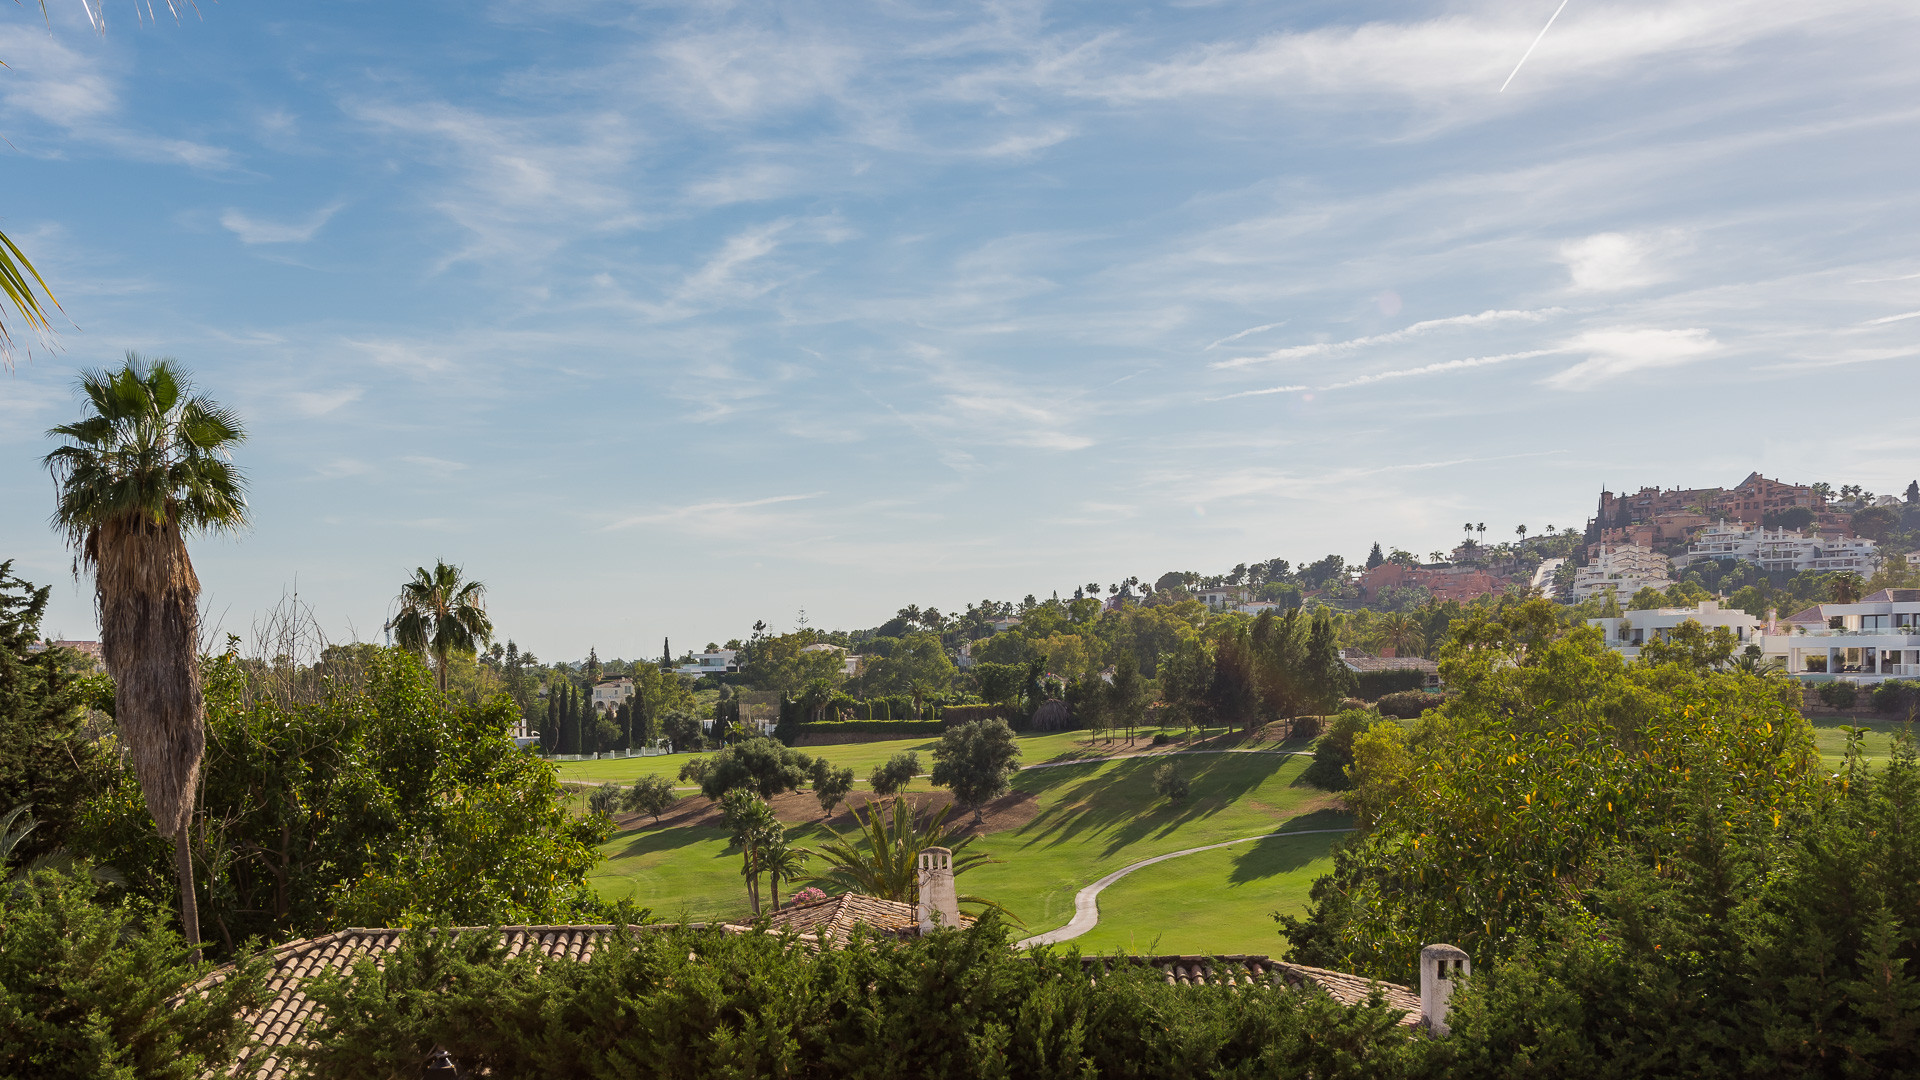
left=1079, top=955, right=1419, bottom=1025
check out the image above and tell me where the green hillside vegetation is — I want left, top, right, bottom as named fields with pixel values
left=591, top=746, right=1331, bottom=938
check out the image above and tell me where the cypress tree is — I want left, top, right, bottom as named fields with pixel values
left=662, top=637, right=672, bottom=670
left=545, top=687, right=559, bottom=753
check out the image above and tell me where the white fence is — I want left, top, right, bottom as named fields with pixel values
left=542, top=746, right=675, bottom=762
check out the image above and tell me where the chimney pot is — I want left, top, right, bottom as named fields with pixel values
left=917, top=846, right=960, bottom=934
left=1419, top=943, right=1469, bottom=1035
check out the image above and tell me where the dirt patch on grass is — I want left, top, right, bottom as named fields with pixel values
left=613, top=787, right=1040, bottom=837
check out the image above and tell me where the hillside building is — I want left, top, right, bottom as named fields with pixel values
left=589, top=677, right=634, bottom=713
left=1571, top=544, right=1674, bottom=602
left=1678, top=522, right=1881, bottom=575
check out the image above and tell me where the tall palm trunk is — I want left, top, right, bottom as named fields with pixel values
left=95, top=515, right=206, bottom=952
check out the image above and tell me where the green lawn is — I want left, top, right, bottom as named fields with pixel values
left=589, top=746, right=1333, bottom=952
left=556, top=726, right=1258, bottom=787
left=1069, top=826, right=1346, bottom=957
left=1809, top=717, right=1913, bottom=771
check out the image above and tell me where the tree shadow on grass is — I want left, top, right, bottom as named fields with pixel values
left=609, top=822, right=727, bottom=860
left=1226, top=808, right=1354, bottom=885
left=1005, top=753, right=1297, bottom=856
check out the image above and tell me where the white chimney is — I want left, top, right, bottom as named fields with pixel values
left=917, top=847, right=960, bottom=934
left=1419, top=943, right=1469, bottom=1035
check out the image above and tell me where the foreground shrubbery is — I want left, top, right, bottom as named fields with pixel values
left=0, top=870, right=270, bottom=1080
left=295, top=917, right=1424, bottom=1080
left=1285, top=601, right=1919, bottom=1078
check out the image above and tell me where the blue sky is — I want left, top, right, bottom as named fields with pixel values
left=2, top=0, right=1917, bottom=659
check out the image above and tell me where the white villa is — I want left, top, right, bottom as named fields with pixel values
left=1587, top=600, right=1762, bottom=661
left=589, top=677, right=634, bottom=713
left=673, top=649, right=739, bottom=677
left=1680, top=521, right=1880, bottom=575
left=1572, top=544, right=1674, bottom=602
left=1759, top=589, right=1920, bottom=682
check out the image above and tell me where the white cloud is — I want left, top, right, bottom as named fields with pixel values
left=1067, top=0, right=1908, bottom=106
left=1559, top=230, right=1683, bottom=292
left=286, top=387, right=364, bottom=416
left=1322, top=349, right=1559, bottom=390
left=352, top=340, right=453, bottom=375
left=221, top=202, right=345, bottom=245
left=1215, top=309, right=1559, bottom=369
left=0, top=26, right=231, bottom=168
left=1210, top=384, right=1308, bottom=401
left=1542, top=327, right=1720, bottom=389
left=654, top=31, right=858, bottom=120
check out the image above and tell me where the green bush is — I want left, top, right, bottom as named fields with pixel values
left=292, top=917, right=1426, bottom=1080
left=1376, top=690, right=1444, bottom=720
left=1818, top=680, right=1859, bottom=709
left=1872, top=678, right=1920, bottom=715
left=1152, top=762, right=1190, bottom=802
left=1301, top=709, right=1376, bottom=791
left=1352, top=668, right=1430, bottom=700
left=0, top=869, right=270, bottom=1080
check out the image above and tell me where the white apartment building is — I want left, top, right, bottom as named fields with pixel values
left=1587, top=600, right=1762, bottom=661
left=1759, top=589, right=1920, bottom=682
left=590, top=677, right=635, bottom=713
left=1681, top=522, right=1881, bottom=575
left=1572, top=544, right=1674, bottom=602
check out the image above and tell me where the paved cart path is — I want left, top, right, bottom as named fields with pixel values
left=1016, top=827, right=1356, bottom=947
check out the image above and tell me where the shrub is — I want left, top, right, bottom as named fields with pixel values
left=0, top=869, right=271, bottom=1080
left=1872, top=678, right=1920, bottom=715
left=1818, top=680, right=1859, bottom=709
left=1375, top=690, right=1444, bottom=720
left=1338, top=697, right=1370, bottom=712
left=1151, top=762, right=1190, bottom=803
left=1352, top=668, right=1429, bottom=700
left=623, top=775, right=677, bottom=823
left=1151, top=732, right=1171, bottom=746
left=587, top=783, right=622, bottom=819
left=868, top=752, right=920, bottom=797
left=1291, top=716, right=1322, bottom=740
left=1301, top=709, right=1376, bottom=791
left=291, top=917, right=1426, bottom=1080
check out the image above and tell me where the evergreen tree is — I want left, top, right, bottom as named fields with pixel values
left=0, top=561, right=106, bottom=862
left=1303, top=607, right=1353, bottom=712
left=584, top=647, right=601, bottom=686
left=1366, top=541, right=1384, bottom=569
left=662, top=637, right=671, bottom=670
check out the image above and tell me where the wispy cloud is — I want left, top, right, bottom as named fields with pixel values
left=0, top=26, right=232, bottom=168
left=1213, top=309, right=1559, bottom=370
left=286, top=387, right=364, bottom=417
left=1210, top=384, right=1309, bottom=401
left=1863, top=309, right=1920, bottom=325
left=1541, top=327, right=1721, bottom=389
left=1322, top=349, right=1559, bottom=391
left=603, top=493, right=825, bottom=535
left=222, top=201, right=345, bottom=245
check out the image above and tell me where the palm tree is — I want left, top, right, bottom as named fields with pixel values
left=763, top=839, right=812, bottom=911
left=43, top=355, right=249, bottom=953
left=392, top=560, right=494, bottom=693
left=806, top=798, right=1007, bottom=916
left=1377, top=612, right=1425, bottom=658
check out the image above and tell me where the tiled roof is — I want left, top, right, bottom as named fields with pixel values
left=1862, top=589, right=1920, bottom=604
left=1342, top=655, right=1439, bottom=673
left=739, top=891, right=974, bottom=944
left=1785, top=605, right=1826, bottom=624
left=211, top=924, right=663, bottom=1080
left=1081, top=955, right=1420, bottom=1025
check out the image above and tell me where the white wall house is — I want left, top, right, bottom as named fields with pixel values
left=1759, top=589, right=1920, bottom=682
left=1572, top=544, right=1674, bottom=602
left=1196, top=586, right=1248, bottom=611
left=800, top=641, right=861, bottom=677
left=1587, top=600, right=1762, bottom=661
left=1680, top=522, right=1881, bottom=575
left=673, top=649, right=739, bottom=677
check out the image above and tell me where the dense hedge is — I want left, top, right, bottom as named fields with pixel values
left=793, top=720, right=945, bottom=737
left=1375, top=690, right=1444, bottom=720
left=293, top=917, right=1425, bottom=1080
left=1352, top=668, right=1431, bottom=700
left=1873, top=678, right=1920, bottom=715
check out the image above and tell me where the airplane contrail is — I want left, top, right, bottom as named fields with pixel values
left=1500, top=0, right=1571, bottom=92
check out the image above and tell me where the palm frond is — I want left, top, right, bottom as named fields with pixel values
left=0, top=227, right=61, bottom=368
